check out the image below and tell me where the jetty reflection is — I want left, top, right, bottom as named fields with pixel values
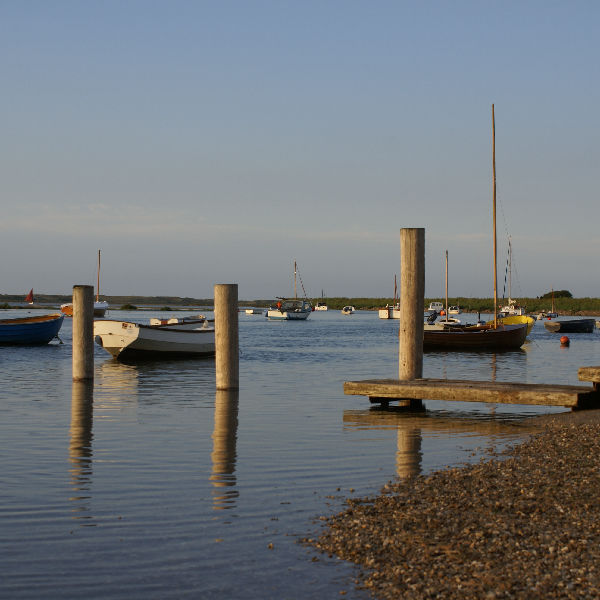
left=210, top=389, right=239, bottom=510
left=69, top=381, right=94, bottom=523
left=343, top=409, right=530, bottom=479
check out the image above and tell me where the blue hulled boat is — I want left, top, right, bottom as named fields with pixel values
left=0, top=313, right=64, bottom=345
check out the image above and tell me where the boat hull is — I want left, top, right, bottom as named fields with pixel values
left=378, top=308, right=401, bottom=319
left=61, top=302, right=108, bottom=317
left=0, top=314, right=64, bottom=345
left=544, top=319, right=595, bottom=333
left=487, top=315, right=535, bottom=335
left=423, top=323, right=528, bottom=351
left=266, top=309, right=310, bottom=320
left=94, top=319, right=215, bottom=360
left=266, top=299, right=312, bottom=320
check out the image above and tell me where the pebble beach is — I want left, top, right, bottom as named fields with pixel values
left=307, top=411, right=600, bottom=599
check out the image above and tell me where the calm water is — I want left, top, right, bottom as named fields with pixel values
left=2, top=308, right=599, bottom=599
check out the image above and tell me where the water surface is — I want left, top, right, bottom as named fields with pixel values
left=2, top=309, right=599, bottom=598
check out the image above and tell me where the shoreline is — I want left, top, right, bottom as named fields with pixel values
left=306, top=410, right=600, bottom=599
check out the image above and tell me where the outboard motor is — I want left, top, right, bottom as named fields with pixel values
left=427, top=310, right=438, bottom=324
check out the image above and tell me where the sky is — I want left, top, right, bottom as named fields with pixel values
left=1, top=1, right=599, bottom=300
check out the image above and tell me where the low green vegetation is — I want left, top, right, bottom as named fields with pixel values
left=319, top=296, right=599, bottom=314
left=540, top=289, right=572, bottom=299
left=0, top=293, right=598, bottom=315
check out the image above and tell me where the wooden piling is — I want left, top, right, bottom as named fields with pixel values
left=399, top=228, right=425, bottom=380
left=214, top=284, right=239, bottom=390
left=72, top=285, right=95, bottom=381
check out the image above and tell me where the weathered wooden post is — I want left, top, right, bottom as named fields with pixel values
left=399, top=228, right=425, bottom=381
left=214, top=284, right=239, bottom=390
left=72, top=285, right=95, bottom=381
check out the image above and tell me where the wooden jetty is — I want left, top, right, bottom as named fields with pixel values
left=345, top=223, right=600, bottom=411
left=344, top=378, right=600, bottom=410
left=578, top=366, right=600, bottom=390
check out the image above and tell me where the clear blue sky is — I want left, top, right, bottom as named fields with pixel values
left=1, top=1, right=598, bottom=300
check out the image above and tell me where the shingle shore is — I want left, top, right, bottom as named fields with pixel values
left=306, top=412, right=600, bottom=599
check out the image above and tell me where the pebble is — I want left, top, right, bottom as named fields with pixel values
left=305, top=414, right=600, bottom=599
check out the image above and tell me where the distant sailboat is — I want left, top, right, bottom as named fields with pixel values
left=25, top=289, right=34, bottom=304
left=379, top=275, right=400, bottom=319
left=266, top=261, right=312, bottom=320
left=94, top=249, right=109, bottom=317
left=60, top=250, right=109, bottom=317
left=423, top=105, right=527, bottom=351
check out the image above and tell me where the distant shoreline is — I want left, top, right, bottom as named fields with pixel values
left=1, top=295, right=599, bottom=315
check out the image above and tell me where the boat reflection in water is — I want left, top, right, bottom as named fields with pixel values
left=210, top=390, right=240, bottom=510
left=69, top=381, right=94, bottom=524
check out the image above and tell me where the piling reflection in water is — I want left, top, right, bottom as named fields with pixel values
left=343, top=409, right=531, bottom=479
left=69, top=381, right=94, bottom=523
left=210, top=389, right=239, bottom=509
left=396, top=424, right=422, bottom=478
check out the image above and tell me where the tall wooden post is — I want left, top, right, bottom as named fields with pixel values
left=214, top=284, right=239, bottom=390
left=399, top=228, right=425, bottom=380
left=72, top=285, right=95, bottom=381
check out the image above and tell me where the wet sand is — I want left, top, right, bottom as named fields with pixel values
left=306, top=410, right=600, bottom=599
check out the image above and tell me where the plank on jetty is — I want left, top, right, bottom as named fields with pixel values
left=344, top=378, right=600, bottom=408
left=579, top=366, right=600, bottom=386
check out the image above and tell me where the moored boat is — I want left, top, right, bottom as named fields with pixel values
left=423, top=106, right=527, bottom=352
left=341, top=306, right=355, bottom=315
left=314, top=302, right=328, bottom=311
left=544, top=318, right=595, bottom=334
left=378, top=304, right=400, bottom=319
left=94, top=318, right=215, bottom=360
left=487, top=314, right=535, bottom=336
left=0, top=313, right=64, bottom=345
left=266, top=299, right=312, bottom=320
left=60, top=301, right=109, bottom=318
left=424, top=322, right=528, bottom=351
left=61, top=250, right=109, bottom=317
left=427, top=302, right=444, bottom=313
left=149, top=315, right=209, bottom=328
left=498, top=298, right=526, bottom=317
left=498, top=239, right=526, bottom=317
left=266, top=261, right=312, bottom=320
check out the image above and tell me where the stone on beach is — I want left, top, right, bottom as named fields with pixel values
left=307, top=413, right=600, bottom=599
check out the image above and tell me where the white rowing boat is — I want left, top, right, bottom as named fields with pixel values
left=94, top=318, right=215, bottom=361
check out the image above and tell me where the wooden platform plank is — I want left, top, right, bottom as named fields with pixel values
left=344, top=378, right=600, bottom=408
left=578, top=366, right=600, bottom=383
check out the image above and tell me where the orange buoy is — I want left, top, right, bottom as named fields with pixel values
left=560, top=336, right=570, bottom=346
left=440, top=310, right=446, bottom=316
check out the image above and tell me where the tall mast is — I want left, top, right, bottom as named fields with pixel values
left=492, top=104, right=498, bottom=328
left=445, top=250, right=449, bottom=322
left=294, top=260, right=297, bottom=299
left=97, top=249, right=101, bottom=302
left=508, top=237, right=512, bottom=301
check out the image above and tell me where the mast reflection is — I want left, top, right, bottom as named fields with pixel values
left=69, top=381, right=94, bottom=523
left=210, top=389, right=239, bottom=509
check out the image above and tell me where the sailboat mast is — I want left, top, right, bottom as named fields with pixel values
left=508, top=237, right=512, bottom=301
left=445, top=250, right=449, bottom=322
left=492, top=104, right=498, bottom=328
left=97, top=249, right=101, bottom=303
left=294, top=260, right=297, bottom=299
